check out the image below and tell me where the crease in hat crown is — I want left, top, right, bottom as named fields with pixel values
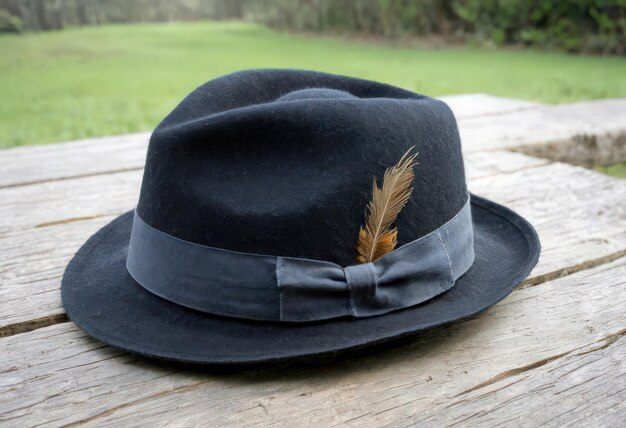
left=135, top=69, right=468, bottom=267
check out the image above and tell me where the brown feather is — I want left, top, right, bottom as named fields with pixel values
left=355, top=147, right=418, bottom=263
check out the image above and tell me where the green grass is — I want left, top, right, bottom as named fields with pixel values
left=2, top=21, right=626, bottom=148
left=597, top=162, right=626, bottom=178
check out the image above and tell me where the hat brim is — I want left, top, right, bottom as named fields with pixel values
left=61, top=194, right=540, bottom=365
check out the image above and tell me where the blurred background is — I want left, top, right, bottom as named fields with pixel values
left=0, top=0, right=625, bottom=176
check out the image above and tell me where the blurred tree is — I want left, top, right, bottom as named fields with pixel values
left=0, top=0, right=623, bottom=54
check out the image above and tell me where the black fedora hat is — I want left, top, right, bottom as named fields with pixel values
left=62, top=69, right=540, bottom=365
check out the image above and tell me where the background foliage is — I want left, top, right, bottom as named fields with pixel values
left=1, top=0, right=625, bottom=54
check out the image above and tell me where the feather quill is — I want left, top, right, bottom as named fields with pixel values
left=355, top=148, right=418, bottom=263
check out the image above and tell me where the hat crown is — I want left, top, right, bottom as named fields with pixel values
left=137, top=69, right=467, bottom=266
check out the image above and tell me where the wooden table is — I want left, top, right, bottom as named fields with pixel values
left=1, top=95, right=625, bottom=426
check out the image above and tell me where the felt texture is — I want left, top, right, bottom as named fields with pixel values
left=137, top=69, right=466, bottom=266
left=60, top=69, right=541, bottom=364
left=62, top=195, right=540, bottom=364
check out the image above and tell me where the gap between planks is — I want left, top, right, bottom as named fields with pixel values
left=0, top=166, right=144, bottom=191
left=392, top=331, right=626, bottom=427
left=454, top=326, right=626, bottom=397
left=0, top=314, right=68, bottom=338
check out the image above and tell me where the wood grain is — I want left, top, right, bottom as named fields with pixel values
left=0, top=257, right=623, bottom=426
left=0, top=216, right=114, bottom=335
left=439, top=93, right=540, bottom=120
left=0, top=133, right=150, bottom=188
left=469, top=162, right=626, bottom=284
left=460, top=99, right=626, bottom=167
left=0, top=170, right=140, bottom=234
left=394, top=332, right=626, bottom=427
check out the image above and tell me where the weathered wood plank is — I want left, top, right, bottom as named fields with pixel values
left=0, top=132, right=150, bottom=189
left=0, top=170, right=141, bottom=235
left=439, top=93, right=540, bottom=120
left=464, top=150, right=550, bottom=179
left=469, top=162, right=626, bottom=285
left=1, top=159, right=624, bottom=333
left=461, top=98, right=626, bottom=167
left=395, top=333, right=626, bottom=427
left=0, top=95, right=539, bottom=189
left=0, top=216, right=113, bottom=336
left=0, top=257, right=623, bottom=426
